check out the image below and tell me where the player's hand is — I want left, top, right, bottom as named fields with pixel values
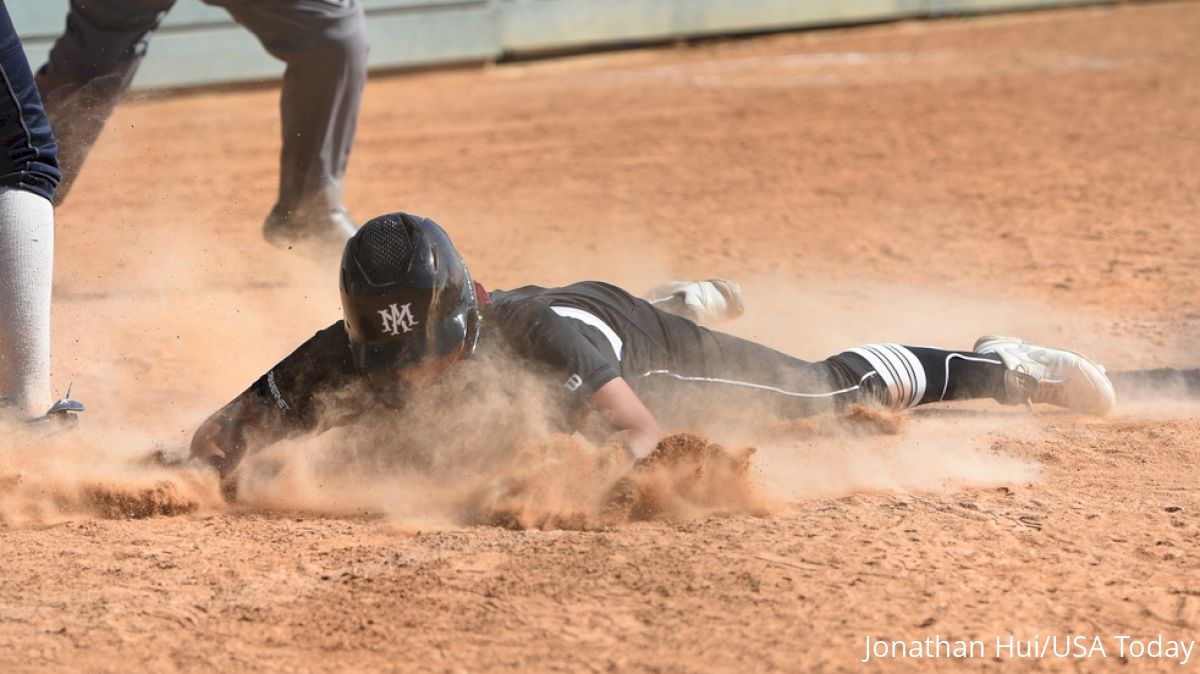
left=608, top=428, right=659, bottom=462
left=189, top=415, right=229, bottom=469
left=188, top=396, right=261, bottom=477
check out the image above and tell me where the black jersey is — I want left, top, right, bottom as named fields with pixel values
left=233, top=282, right=706, bottom=438
left=225, top=280, right=841, bottom=452
left=488, top=281, right=721, bottom=396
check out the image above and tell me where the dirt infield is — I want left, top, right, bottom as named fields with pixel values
left=2, top=2, right=1199, bottom=671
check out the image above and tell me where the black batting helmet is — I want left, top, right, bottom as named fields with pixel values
left=339, top=212, right=480, bottom=373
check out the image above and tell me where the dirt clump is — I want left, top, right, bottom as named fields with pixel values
left=463, top=433, right=768, bottom=530
left=82, top=480, right=203, bottom=519
left=605, top=433, right=767, bottom=523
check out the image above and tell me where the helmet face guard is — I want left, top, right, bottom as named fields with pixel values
left=340, top=213, right=480, bottom=377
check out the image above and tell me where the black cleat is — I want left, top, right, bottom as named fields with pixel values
left=28, top=383, right=85, bottom=432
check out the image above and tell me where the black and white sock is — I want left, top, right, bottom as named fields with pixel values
left=831, top=343, right=1008, bottom=411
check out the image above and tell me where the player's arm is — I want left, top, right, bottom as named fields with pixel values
left=188, top=393, right=276, bottom=480
left=494, top=298, right=661, bottom=457
left=583, top=378, right=662, bottom=460
left=189, top=322, right=359, bottom=481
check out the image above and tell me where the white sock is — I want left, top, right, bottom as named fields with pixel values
left=0, top=187, right=54, bottom=418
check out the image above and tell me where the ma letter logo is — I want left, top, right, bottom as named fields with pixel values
left=379, top=302, right=419, bottom=335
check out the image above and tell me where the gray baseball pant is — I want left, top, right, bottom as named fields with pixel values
left=36, top=0, right=368, bottom=217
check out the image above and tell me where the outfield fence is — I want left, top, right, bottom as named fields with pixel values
left=12, top=0, right=1115, bottom=90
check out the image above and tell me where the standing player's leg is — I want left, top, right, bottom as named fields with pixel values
left=0, top=5, right=61, bottom=418
left=212, top=0, right=368, bottom=249
left=34, top=0, right=176, bottom=205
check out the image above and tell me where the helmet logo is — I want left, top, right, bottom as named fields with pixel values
left=378, top=302, right=419, bottom=336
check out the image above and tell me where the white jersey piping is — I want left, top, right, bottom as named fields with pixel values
left=551, top=305, right=624, bottom=360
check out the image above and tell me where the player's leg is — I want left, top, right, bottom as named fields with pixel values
left=812, top=339, right=1112, bottom=414
left=213, top=0, right=368, bottom=248
left=0, top=6, right=61, bottom=418
left=640, top=285, right=1115, bottom=416
left=639, top=335, right=997, bottom=423
left=823, top=344, right=1011, bottom=412
left=34, top=0, right=176, bottom=205
left=639, top=327, right=1113, bottom=428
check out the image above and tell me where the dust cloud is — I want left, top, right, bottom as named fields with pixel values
left=227, top=356, right=767, bottom=530
left=4, top=227, right=1192, bottom=529
left=0, top=422, right=223, bottom=527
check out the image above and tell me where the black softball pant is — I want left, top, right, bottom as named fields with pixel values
left=633, top=327, right=1007, bottom=429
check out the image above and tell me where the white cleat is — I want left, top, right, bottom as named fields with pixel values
left=645, top=278, right=745, bottom=325
left=974, top=335, right=1116, bottom=416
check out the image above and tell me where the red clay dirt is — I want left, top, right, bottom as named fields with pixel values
left=2, top=2, right=1199, bottom=672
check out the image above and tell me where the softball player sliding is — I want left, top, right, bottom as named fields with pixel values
left=188, top=212, right=1123, bottom=490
